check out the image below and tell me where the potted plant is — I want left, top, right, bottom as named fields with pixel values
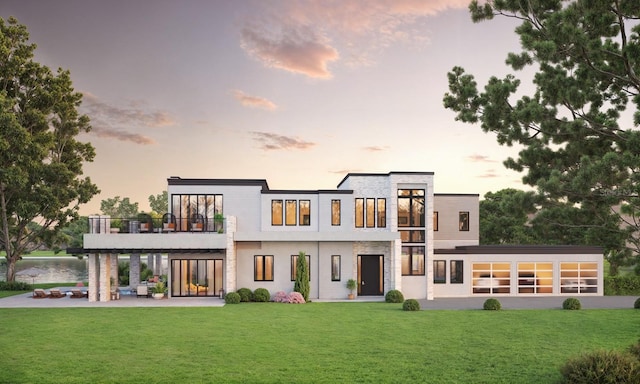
left=152, top=281, right=167, bottom=299
left=346, top=278, right=357, bottom=300
left=214, top=213, right=224, bottom=233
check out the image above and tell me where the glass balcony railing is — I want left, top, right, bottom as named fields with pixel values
left=87, top=215, right=225, bottom=234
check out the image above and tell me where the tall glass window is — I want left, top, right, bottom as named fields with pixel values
left=255, top=255, right=274, bottom=281
left=401, top=246, right=425, bottom=275
left=366, top=198, right=375, bottom=228
left=459, top=211, right=469, bottom=231
left=299, top=200, right=310, bottom=226
left=355, top=198, right=364, bottom=228
left=377, top=198, right=386, bottom=227
left=434, top=260, right=446, bottom=283
left=331, top=255, right=341, bottom=281
left=171, top=194, right=223, bottom=232
left=331, top=200, right=341, bottom=226
left=398, top=189, right=425, bottom=227
left=171, top=259, right=223, bottom=297
left=450, top=260, right=463, bottom=284
left=286, top=200, right=297, bottom=226
left=271, top=200, right=283, bottom=226
left=434, top=211, right=439, bottom=231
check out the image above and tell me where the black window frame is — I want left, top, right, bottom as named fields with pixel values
left=459, top=211, right=469, bottom=231
left=450, top=260, right=463, bottom=284
left=331, top=199, right=341, bottom=226
left=331, top=255, right=341, bottom=281
left=434, top=260, right=446, bottom=284
left=254, top=255, right=274, bottom=281
left=271, top=200, right=283, bottom=226
left=299, top=200, right=311, bottom=226
left=401, top=246, right=425, bottom=276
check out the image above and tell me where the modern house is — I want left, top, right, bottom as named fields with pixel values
left=79, top=171, right=603, bottom=302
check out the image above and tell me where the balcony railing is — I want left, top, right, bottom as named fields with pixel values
left=88, top=215, right=225, bottom=234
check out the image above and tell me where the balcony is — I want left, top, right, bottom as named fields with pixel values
left=83, top=215, right=229, bottom=253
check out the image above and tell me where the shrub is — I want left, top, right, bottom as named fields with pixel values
left=634, top=297, right=640, bottom=309
left=253, top=288, right=270, bottom=302
left=0, top=281, right=32, bottom=291
left=385, top=290, right=404, bottom=303
left=604, top=275, right=640, bottom=295
left=559, top=350, right=640, bottom=383
left=483, top=298, right=502, bottom=310
left=293, top=251, right=310, bottom=302
left=237, top=288, right=253, bottom=302
left=272, top=291, right=288, bottom=303
left=563, top=298, right=581, bottom=310
left=224, top=291, right=241, bottom=304
left=287, top=292, right=305, bottom=304
left=403, top=299, right=420, bottom=311
left=628, top=339, right=640, bottom=360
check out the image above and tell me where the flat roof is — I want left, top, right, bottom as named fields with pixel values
left=167, top=177, right=269, bottom=190
left=435, top=245, right=603, bottom=254
left=337, top=171, right=435, bottom=188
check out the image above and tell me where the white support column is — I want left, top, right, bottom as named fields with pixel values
left=99, top=253, right=111, bottom=302
left=225, top=216, right=237, bottom=295
left=88, top=253, right=99, bottom=302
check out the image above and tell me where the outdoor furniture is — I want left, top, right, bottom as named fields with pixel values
left=136, top=285, right=149, bottom=298
left=162, top=213, right=176, bottom=232
left=70, top=289, right=87, bottom=298
left=49, top=289, right=66, bottom=298
left=32, top=289, right=49, bottom=299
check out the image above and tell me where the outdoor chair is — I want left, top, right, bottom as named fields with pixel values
left=49, top=289, right=66, bottom=298
left=32, top=289, right=49, bottom=299
left=70, top=289, right=87, bottom=298
left=136, top=285, right=149, bottom=298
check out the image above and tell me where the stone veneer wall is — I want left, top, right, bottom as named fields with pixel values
left=225, top=216, right=237, bottom=294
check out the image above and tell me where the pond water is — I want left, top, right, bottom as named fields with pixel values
left=0, top=257, right=88, bottom=284
left=0, top=256, right=169, bottom=284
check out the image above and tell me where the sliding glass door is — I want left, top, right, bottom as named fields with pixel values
left=171, top=259, right=223, bottom=297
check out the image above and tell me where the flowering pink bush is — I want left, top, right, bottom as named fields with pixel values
left=287, top=292, right=305, bottom=304
left=272, top=291, right=288, bottom=303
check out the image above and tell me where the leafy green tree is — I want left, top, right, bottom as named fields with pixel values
left=480, top=189, right=538, bottom=245
left=443, top=1, right=637, bottom=261
left=293, top=251, right=310, bottom=302
left=0, top=17, right=98, bottom=281
left=59, top=216, right=89, bottom=250
left=148, top=191, right=168, bottom=215
left=100, top=196, right=139, bottom=218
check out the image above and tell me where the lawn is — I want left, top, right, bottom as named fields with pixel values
left=0, top=303, right=638, bottom=383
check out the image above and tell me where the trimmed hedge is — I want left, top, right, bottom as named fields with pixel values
left=253, top=288, right=270, bottom=302
left=563, top=298, right=581, bottom=310
left=604, top=276, right=640, bottom=295
left=385, top=290, right=404, bottom=303
left=236, top=288, right=253, bottom=302
left=483, top=298, right=501, bottom=310
left=634, top=297, right=640, bottom=309
left=0, top=281, right=32, bottom=291
left=402, top=299, right=420, bottom=311
left=224, top=292, right=241, bottom=304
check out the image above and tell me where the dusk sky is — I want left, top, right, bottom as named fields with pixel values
left=2, top=0, right=530, bottom=215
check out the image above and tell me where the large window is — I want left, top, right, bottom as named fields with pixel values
left=171, top=194, right=223, bottom=232
left=459, top=211, right=469, bottom=231
left=171, top=259, right=223, bottom=297
left=450, top=260, right=463, bottom=284
left=331, top=255, right=341, bottom=281
left=401, top=246, right=425, bottom=275
left=331, top=200, right=341, bottom=226
left=398, top=189, right=425, bottom=227
left=518, top=263, right=552, bottom=294
left=434, top=260, right=446, bottom=283
left=286, top=200, right=297, bottom=226
left=271, top=200, right=283, bottom=226
left=291, top=254, right=311, bottom=281
left=560, top=262, right=598, bottom=294
left=255, top=255, right=274, bottom=281
left=472, top=263, right=510, bottom=294
left=299, top=200, right=310, bottom=226
left=399, top=230, right=425, bottom=243
left=356, top=197, right=386, bottom=228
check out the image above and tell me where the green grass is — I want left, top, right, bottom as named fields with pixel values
left=0, top=303, right=638, bottom=383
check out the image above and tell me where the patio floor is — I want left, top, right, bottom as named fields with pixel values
left=0, top=289, right=637, bottom=309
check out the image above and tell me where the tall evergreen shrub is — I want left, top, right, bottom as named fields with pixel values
left=293, top=251, right=310, bottom=302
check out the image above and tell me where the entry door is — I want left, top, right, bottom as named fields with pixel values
left=358, top=255, right=383, bottom=296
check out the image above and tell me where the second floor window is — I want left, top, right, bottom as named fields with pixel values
left=355, top=198, right=386, bottom=228
left=331, top=200, right=341, bottom=226
left=398, top=189, right=425, bottom=227
left=459, top=211, right=469, bottom=231
left=286, top=200, right=297, bottom=225
left=271, top=200, right=283, bottom=226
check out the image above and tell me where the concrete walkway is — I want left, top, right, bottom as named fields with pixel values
left=418, top=296, right=639, bottom=310
left=1, top=289, right=637, bottom=309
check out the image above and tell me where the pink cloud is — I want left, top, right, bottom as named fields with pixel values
left=232, top=90, right=278, bottom=110
left=362, top=145, right=390, bottom=152
left=467, top=154, right=498, bottom=163
left=250, top=131, right=316, bottom=150
left=81, top=92, right=175, bottom=145
left=241, top=25, right=339, bottom=79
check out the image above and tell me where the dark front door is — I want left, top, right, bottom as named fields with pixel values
left=358, top=255, right=383, bottom=296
